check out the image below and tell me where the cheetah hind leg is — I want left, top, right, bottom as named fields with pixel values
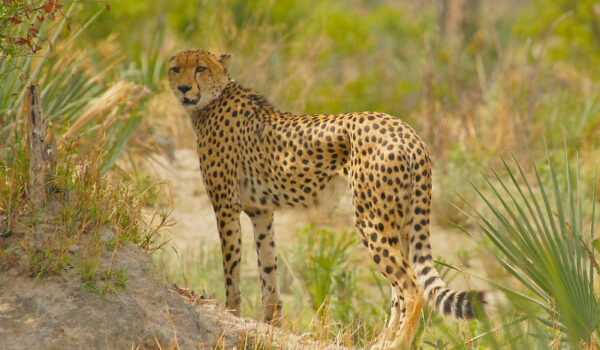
left=388, top=287, right=405, bottom=331
left=388, top=211, right=412, bottom=333
left=371, top=288, right=407, bottom=350
left=355, top=223, right=423, bottom=349
left=391, top=289, right=424, bottom=349
left=371, top=286, right=424, bottom=350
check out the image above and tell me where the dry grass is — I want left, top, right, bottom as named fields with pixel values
left=60, top=80, right=149, bottom=145
left=0, top=130, right=170, bottom=295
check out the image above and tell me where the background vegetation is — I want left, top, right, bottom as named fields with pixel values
left=1, top=0, right=599, bottom=348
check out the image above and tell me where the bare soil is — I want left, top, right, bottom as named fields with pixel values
left=0, top=225, right=345, bottom=350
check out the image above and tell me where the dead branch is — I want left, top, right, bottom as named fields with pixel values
left=24, top=84, right=56, bottom=209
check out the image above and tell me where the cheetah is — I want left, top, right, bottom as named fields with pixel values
left=167, top=50, right=485, bottom=348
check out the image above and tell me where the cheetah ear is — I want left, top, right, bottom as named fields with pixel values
left=219, top=53, right=232, bottom=69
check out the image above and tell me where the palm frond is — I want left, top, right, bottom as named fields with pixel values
left=465, top=147, right=599, bottom=345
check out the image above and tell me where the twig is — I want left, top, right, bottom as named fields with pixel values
left=578, top=235, right=600, bottom=275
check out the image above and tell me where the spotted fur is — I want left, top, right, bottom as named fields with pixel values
left=168, top=50, right=485, bottom=348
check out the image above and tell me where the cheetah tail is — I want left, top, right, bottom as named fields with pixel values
left=409, top=156, right=487, bottom=320
left=417, top=262, right=486, bottom=320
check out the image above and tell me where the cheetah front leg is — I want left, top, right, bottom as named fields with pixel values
left=215, top=204, right=243, bottom=316
left=246, top=209, right=283, bottom=325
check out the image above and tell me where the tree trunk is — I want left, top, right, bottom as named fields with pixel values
left=24, top=84, right=56, bottom=209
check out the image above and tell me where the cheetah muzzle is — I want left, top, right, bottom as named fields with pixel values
left=182, top=96, right=200, bottom=105
left=167, top=49, right=487, bottom=349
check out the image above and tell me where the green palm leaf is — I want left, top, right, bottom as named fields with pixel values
left=466, top=147, right=599, bottom=345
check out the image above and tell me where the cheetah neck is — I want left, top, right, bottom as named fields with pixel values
left=189, top=80, right=237, bottom=122
left=191, top=81, right=285, bottom=123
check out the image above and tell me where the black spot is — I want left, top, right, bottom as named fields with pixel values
left=418, top=255, right=432, bottom=263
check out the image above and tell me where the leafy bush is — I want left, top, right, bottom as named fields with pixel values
left=0, top=0, right=66, bottom=59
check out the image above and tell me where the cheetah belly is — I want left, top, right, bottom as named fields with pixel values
left=239, top=161, right=339, bottom=209
left=239, top=133, right=349, bottom=209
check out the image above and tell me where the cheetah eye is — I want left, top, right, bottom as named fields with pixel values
left=196, top=66, right=207, bottom=74
left=170, top=67, right=180, bottom=74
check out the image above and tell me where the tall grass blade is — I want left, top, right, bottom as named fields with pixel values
left=100, top=115, right=142, bottom=175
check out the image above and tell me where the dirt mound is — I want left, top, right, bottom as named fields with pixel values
left=0, top=230, right=346, bottom=350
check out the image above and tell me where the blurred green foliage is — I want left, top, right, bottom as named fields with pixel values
left=75, top=0, right=598, bottom=158
left=515, top=0, right=600, bottom=71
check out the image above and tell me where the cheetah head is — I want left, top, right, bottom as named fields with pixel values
left=167, top=50, right=232, bottom=115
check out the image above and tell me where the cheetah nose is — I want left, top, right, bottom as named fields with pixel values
left=178, top=85, right=191, bottom=94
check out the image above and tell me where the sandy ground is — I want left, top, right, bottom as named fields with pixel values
left=0, top=226, right=348, bottom=350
